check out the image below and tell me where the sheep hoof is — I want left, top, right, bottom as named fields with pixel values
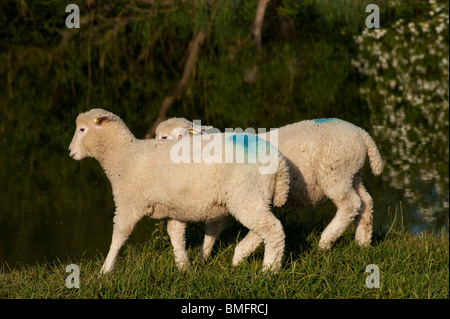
left=318, top=241, right=332, bottom=250
left=356, top=239, right=371, bottom=248
left=99, top=267, right=112, bottom=276
left=176, top=262, right=191, bottom=272
left=262, top=265, right=280, bottom=274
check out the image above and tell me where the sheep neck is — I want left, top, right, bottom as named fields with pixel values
left=94, top=128, right=137, bottom=182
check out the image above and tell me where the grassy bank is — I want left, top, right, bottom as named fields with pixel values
left=1, top=219, right=448, bottom=299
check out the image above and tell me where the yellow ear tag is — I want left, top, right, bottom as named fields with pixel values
left=187, top=128, right=198, bottom=135
left=94, top=116, right=108, bottom=125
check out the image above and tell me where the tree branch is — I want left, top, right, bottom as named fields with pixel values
left=252, top=0, right=271, bottom=48
left=145, top=30, right=205, bottom=139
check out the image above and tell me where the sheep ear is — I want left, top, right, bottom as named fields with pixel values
left=93, top=116, right=109, bottom=126
left=200, top=125, right=213, bottom=131
left=187, top=128, right=199, bottom=136
left=187, top=125, right=212, bottom=135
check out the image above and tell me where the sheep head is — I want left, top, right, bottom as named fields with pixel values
left=155, top=117, right=213, bottom=140
left=155, top=117, right=192, bottom=140
left=68, top=108, right=130, bottom=161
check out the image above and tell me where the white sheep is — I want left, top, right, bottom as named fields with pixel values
left=155, top=117, right=383, bottom=258
left=68, top=109, right=290, bottom=273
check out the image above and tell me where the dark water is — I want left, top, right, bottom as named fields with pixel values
left=0, top=112, right=448, bottom=268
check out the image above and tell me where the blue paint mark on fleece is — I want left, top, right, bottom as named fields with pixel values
left=313, top=118, right=337, bottom=124
left=226, top=133, right=273, bottom=162
left=228, top=133, right=254, bottom=153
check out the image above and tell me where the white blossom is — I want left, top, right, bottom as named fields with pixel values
left=352, top=0, right=449, bottom=223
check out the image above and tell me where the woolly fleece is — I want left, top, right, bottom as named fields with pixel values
left=155, top=117, right=383, bottom=252
left=68, top=109, right=290, bottom=273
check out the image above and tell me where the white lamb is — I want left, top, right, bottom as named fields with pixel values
left=68, top=109, right=290, bottom=273
left=155, top=117, right=383, bottom=259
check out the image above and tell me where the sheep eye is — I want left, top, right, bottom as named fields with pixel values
left=161, top=136, right=167, bottom=139
left=80, top=128, right=85, bottom=132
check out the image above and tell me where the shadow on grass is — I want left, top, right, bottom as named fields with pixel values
left=179, top=202, right=433, bottom=268
left=177, top=207, right=333, bottom=268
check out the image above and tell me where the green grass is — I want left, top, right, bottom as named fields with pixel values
left=1, top=219, right=448, bottom=299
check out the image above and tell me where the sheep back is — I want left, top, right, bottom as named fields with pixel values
left=260, top=118, right=382, bottom=207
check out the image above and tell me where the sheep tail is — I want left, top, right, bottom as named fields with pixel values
left=361, top=129, right=384, bottom=176
left=273, top=155, right=290, bottom=207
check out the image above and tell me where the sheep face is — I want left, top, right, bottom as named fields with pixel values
left=68, top=112, right=110, bottom=160
left=69, top=109, right=136, bottom=163
left=157, top=127, right=190, bottom=140
left=69, top=121, right=91, bottom=160
left=155, top=117, right=192, bottom=140
left=155, top=117, right=212, bottom=140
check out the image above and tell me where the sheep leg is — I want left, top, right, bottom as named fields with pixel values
left=101, top=211, right=141, bottom=274
left=167, top=219, right=189, bottom=270
left=232, top=230, right=262, bottom=264
left=200, top=216, right=230, bottom=261
left=353, top=178, right=374, bottom=247
left=319, top=186, right=362, bottom=250
left=229, top=201, right=285, bottom=273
